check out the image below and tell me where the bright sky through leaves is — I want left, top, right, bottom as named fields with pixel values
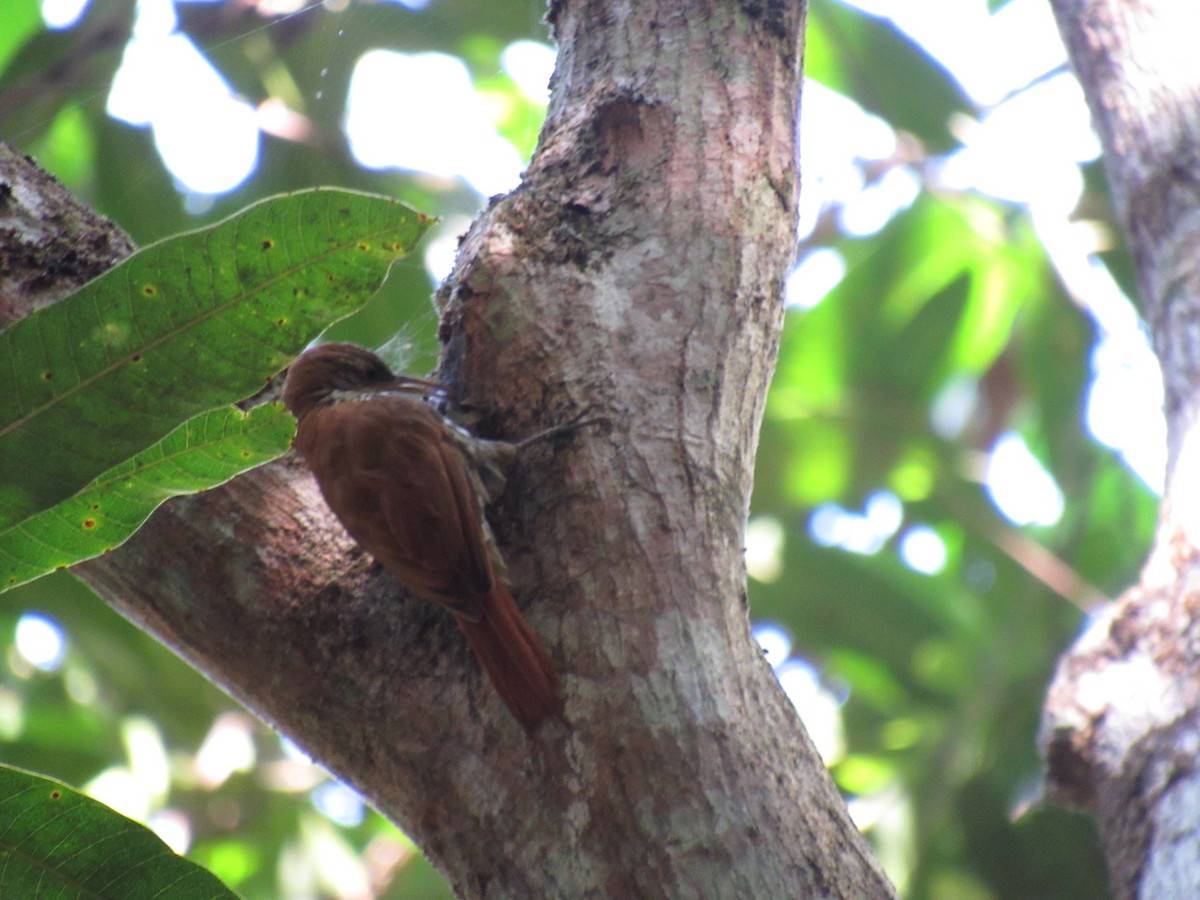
left=344, top=50, right=523, bottom=195
left=106, top=1, right=259, bottom=195
left=14, top=612, right=65, bottom=671
left=830, top=0, right=1166, bottom=501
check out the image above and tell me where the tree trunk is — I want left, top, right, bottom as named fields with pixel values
left=1043, top=2, right=1200, bottom=896
left=2, top=0, right=896, bottom=896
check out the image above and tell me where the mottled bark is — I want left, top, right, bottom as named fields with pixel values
left=1043, top=2, right=1200, bottom=897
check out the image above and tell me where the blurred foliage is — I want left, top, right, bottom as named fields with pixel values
left=0, top=0, right=1154, bottom=898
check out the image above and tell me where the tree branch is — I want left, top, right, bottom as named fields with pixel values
left=1043, top=2, right=1200, bottom=895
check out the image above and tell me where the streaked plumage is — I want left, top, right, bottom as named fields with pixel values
left=283, top=342, right=561, bottom=730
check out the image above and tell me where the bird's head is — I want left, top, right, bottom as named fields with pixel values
left=282, top=342, right=432, bottom=420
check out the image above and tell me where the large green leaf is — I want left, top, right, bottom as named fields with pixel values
left=0, top=188, right=432, bottom=530
left=0, top=764, right=239, bottom=898
left=0, top=403, right=294, bottom=592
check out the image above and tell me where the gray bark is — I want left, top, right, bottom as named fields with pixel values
left=1044, top=2, right=1200, bottom=897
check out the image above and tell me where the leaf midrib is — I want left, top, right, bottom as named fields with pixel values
left=0, top=218, right=396, bottom=442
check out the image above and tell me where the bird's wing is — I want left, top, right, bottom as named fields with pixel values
left=300, top=395, right=493, bottom=619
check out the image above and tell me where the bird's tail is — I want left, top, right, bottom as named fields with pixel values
left=453, top=583, right=562, bottom=731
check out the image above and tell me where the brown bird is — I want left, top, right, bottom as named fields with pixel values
left=282, top=342, right=562, bottom=731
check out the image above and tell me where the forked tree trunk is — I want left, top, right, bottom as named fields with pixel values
left=1043, top=1, right=1200, bottom=896
left=1, top=0, right=896, bottom=896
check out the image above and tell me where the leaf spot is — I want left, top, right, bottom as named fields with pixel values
left=130, top=354, right=142, bottom=363
left=262, top=238, right=275, bottom=250
left=83, top=519, right=96, bottom=529
left=95, top=322, right=130, bottom=350
left=42, top=371, right=52, bottom=381
left=142, top=284, right=156, bottom=296
left=49, top=790, right=61, bottom=800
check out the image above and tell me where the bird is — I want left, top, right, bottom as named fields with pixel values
left=282, top=342, right=562, bottom=731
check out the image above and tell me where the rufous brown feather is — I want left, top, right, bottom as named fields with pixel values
left=282, top=342, right=562, bottom=731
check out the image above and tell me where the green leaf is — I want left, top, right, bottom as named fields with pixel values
left=807, top=1, right=971, bottom=153
left=0, top=763, right=239, bottom=898
left=0, top=403, right=294, bottom=592
left=0, top=188, right=432, bottom=530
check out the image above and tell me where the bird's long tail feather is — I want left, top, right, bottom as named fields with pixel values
left=453, top=584, right=561, bottom=731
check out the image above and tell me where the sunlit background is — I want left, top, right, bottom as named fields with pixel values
left=4, top=0, right=1160, bottom=896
